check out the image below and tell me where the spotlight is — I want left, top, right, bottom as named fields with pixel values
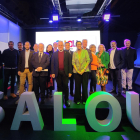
left=77, top=16, right=82, bottom=22
left=52, top=14, right=59, bottom=21
left=103, top=14, right=111, bottom=21
left=49, top=20, right=53, bottom=23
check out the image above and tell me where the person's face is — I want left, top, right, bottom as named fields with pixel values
left=53, top=43, right=58, bottom=49
left=38, top=44, right=44, bottom=52
left=90, top=47, right=96, bottom=52
left=24, top=42, right=31, bottom=50
left=124, top=41, right=131, bottom=48
left=82, top=40, right=87, bottom=49
left=18, top=43, right=23, bottom=51
left=47, top=45, right=53, bottom=52
left=111, top=42, right=117, bottom=49
left=58, top=42, right=64, bottom=51
left=77, top=42, right=82, bottom=50
left=33, top=44, right=39, bottom=52
left=99, top=45, right=104, bottom=52
left=65, top=43, right=70, bottom=50
left=8, top=42, right=14, bottom=49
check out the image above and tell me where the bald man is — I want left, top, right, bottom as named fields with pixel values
left=18, top=41, right=34, bottom=102
left=31, top=43, right=50, bottom=104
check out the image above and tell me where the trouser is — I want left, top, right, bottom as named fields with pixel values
left=74, top=72, right=88, bottom=102
left=69, top=73, right=74, bottom=94
left=121, top=68, right=134, bottom=90
left=110, top=69, right=122, bottom=93
left=19, top=69, right=33, bottom=97
left=56, top=70, right=69, bottom=102
left=90, top=70, right=97, bottom=92
left=4, top=69, right=17, bottom=95
left=33, top=76, right=47, bottom=101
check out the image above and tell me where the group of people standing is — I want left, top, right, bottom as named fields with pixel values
left=0, top=38, right=137, bottom=107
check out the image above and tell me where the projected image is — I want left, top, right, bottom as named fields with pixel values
left=36, top=31, right=101, bottom=52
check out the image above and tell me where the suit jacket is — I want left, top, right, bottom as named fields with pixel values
left=85, top=48, right=93, bottom=71
left=51, top=50, right=72, bottom=77
left=108, top=48, right=124, bottom=69
left=18, top=50, right=34, bottom=72
left=31, top=52, right=50, bottom=77
left=121, top=47, right=137, bottom=69
left=0, top=51, right=2, bottom=66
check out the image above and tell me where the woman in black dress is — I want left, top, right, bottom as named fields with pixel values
left=46, top=44, right=54, bottom=97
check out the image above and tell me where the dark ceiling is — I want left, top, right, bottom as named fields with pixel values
left=0, top=0, right=140, bottom=32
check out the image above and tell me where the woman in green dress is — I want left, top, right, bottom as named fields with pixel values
left=96, top=44, right=110, bottom=91
left=72, top=41, right=90, bottom=105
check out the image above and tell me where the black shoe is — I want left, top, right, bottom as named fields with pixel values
left=65, top=101, right=70, bottom=107
left=122, top=88, right=126, bottom=94
left=116, top=92, right=121, bottom=97
left=128, top=89, right=132, bottom=91
left=109, top=89, right=116, bottom=94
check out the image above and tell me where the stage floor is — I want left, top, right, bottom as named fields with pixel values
left=0, top=80, right=140, bottom=140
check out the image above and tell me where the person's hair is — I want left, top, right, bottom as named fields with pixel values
left=65, top=42, right=70, bottom=45
left=53, top=42, right=58, bottom=45
left=98, top=44, right=106, bottom=52
left=89, top=44, right=96, bottom=50
left=38, top=43, right=44, bottom=47
left=110, top=40, right=117, bottom=45
left=46, top=44, right=53, bottom=52
left=25, top=41, right=31, bottom=45
left=82, top=39, right=87, bottom=42
left=17, top=42, right=23, bottom=45
left=124, top=39, right=131, bottom=44
left=76, top=41, right=82, bottom=46
left=8, top=41, right=14, bottom=45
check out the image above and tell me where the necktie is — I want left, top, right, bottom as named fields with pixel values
left=39, top=53, right=42, bottom=63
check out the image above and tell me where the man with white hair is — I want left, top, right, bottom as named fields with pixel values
left=31, top=43, right=50, bottom=104
left=121, top=39, right=137, bottom=94
left=51, top=41, right=72, bottom=107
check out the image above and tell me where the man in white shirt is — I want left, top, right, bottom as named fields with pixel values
left=108, top=40, right=124, bottom=96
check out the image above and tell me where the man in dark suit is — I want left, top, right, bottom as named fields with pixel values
left=51, top=41, right=72, bottom=107
left=18, top=41, right=34, bottom=99
left=31, top=43, right=50, bottom=104
left=65, top=42, right=74, bottom=97
left=108, top=40, right=124, bottom=96
left=121, top=39, right=137, bottom=94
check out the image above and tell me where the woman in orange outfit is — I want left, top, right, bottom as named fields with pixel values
left=89, top=44, right=99, bottom=94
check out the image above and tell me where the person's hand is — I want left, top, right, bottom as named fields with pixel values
left=100, top=64, right=104, bottom=67
left=80, top=69, right=85, bottom=75
left=52, top=74, right=55, bottom=78
left=37, top=67, right=43, bottom=72
left=18, top=71, right=21, bottom=76
left=69, top=73, right=72, bottom=77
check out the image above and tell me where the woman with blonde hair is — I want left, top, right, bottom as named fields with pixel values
left=96, top=44, right=110, bottom=91
left=89, top=44, right=99, bottom=94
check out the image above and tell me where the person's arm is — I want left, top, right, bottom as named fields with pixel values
left=120, top=49, right=124, bottom=69
left=88, top=49, right=93, bottom=63
left=68, top=52, right=72, bottom=75
left=31, top=53, right=38, bottom=69
left=18, top=51, right=22, bottom=75
left=72, top=52, right=77, bottom=71
left=102, top=52, right=110, bottom=68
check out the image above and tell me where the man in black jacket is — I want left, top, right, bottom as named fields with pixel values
left=2, top=41, right=19, bottom=100
left=121, top=39, right=137, bottom=94
left=108, top=40, right=124, bottom=96
left=65, top=42, right=74, bottom=97
left=31, top=43, right=50, bottom=104
left=18, top=41, right=34, bottom=98
left=51, top=41, right=72, bottom=107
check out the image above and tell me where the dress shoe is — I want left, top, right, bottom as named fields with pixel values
left=65, top=101, right=70, bottom=107
left=128, top=89, right=132, bottom=91
left=10, top=93, right=17, bottom=98
left=109, top=89, right=116, bottom=94
left=3, top=95, right=8, bottom=100
left=116, top=92, right=121, bottom=97
left=122, top=88, right=126, bottom=94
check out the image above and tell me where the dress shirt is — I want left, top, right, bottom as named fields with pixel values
left=25, top=50, right=30, bottom=68
left=110, top=48, right=116, bottom=69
